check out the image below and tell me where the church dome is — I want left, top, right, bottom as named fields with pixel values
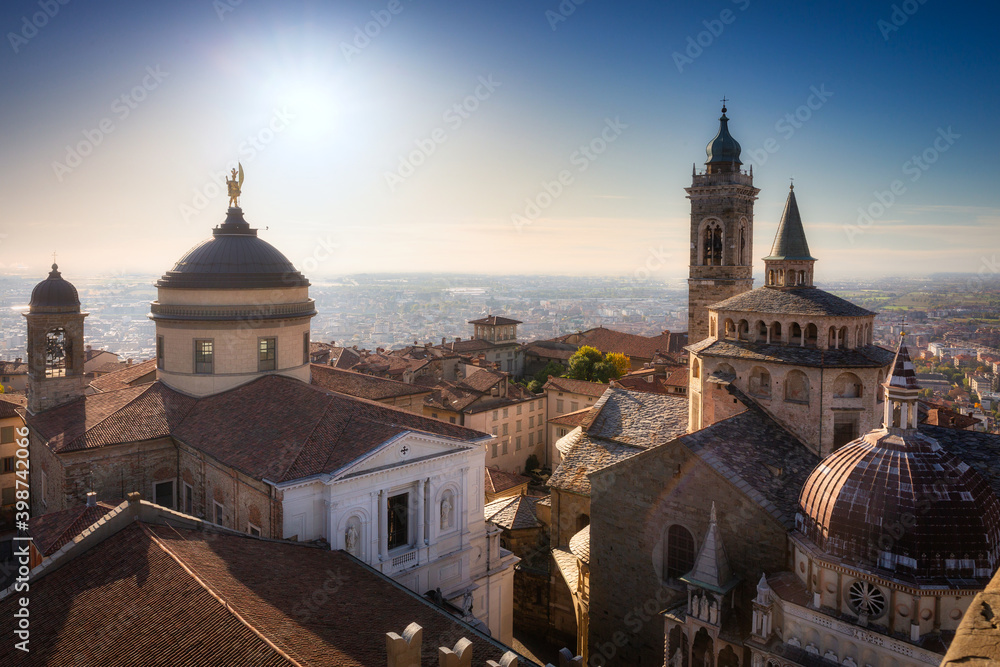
left=29, top=264, right=81, bottom=313
left=705, top=105, right=742, bottom=165
left=157, top=208, right=308, bottom=290
left=797, top=428, right=1000, bottom=582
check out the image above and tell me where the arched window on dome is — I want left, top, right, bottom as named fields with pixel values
left=702, top=221, right=723, bottom=266
left=664, top=524, right=696, bottom=580
left=791, top=322, right=803, bottom=346
left=840, top=326, right=849, bottom=349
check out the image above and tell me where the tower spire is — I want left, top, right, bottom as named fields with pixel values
left=763, top=185, right=816, bottom=288
left=883, top=331, right=921, bottom=432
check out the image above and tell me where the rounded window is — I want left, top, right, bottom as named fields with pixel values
left=849, top=580, right=886, bottom=618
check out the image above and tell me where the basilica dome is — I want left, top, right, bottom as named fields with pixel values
left=797, top=427, right=1000, bottom=582
left=157, top=207, right=308, bottom=290
left=29, top=264, right=81, bottom=313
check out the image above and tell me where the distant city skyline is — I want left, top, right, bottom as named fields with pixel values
left=2, top=1, right=998, bottom=280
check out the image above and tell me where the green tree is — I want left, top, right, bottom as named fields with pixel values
left=533, top=361, right=566, bottom=386
left=606, top=352, right=631, bottom=377
left=566, top=346, right=604, bottom=381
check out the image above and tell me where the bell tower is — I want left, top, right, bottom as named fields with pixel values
left=686, top=103, right=759, bottom=344
left=23, top=263, right=87, bottom=413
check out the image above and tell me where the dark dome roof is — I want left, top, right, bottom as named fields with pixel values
left=706, top=106, right=742, bottom=165
left=157, top=208, right=309, bottom=289
left=30, top=264, right=81, bottom=312
left=798, top=429, right=1000, bottom=583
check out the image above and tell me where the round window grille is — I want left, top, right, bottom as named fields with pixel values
left=849, top=580, right=885, bottom=617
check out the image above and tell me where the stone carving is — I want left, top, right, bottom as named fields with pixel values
left=441, top=494, right=453, bottom=529
left=709, top=599, right=719, bottom=624
left=345, top=518, right=360, bottom=556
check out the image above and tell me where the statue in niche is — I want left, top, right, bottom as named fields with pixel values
left=709, top=599, right=719, bottom=624
left=441, top=494, right=453, bottom=529
left=344, top=519, right=360, bottom=556
left=700, top=595, right=708, bottom=620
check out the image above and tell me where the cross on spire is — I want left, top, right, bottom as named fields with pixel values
left=52, top=251, right=57, bottom=264
left=720, top=95, right=729, bottom=112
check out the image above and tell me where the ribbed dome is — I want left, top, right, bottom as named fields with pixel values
left=29, top=264, right=81, bottom=313
left=157, top=208, right=308, bottom=289
left=798, top=429, right=1000, bottom=582
left=705, top=106, right=742, bottom=165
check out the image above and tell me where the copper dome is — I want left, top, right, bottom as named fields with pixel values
left=798, top=429, right=1000, bottom=583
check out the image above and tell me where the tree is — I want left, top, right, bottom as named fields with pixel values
left=567, top=346, right=604, bottom=381
left=606, top=352, right=631, bottom=377
left=533, top=361, right=566, bottom=386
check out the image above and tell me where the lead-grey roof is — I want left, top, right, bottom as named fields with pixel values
left=706, top=107, right=742, bottom=165
left=709, top=286, right=876, bottom=318
left=764, top=187, right=815, bottom=261
left=687, top=338, right=896, bottom=369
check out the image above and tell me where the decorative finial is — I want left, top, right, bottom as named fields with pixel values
left=226, top=162, right=245, bottom=208
left=789, top=177, right=794, bottom=191
left=720, top=95, right=728, bottom=113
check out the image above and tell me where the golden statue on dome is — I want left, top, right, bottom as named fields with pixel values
left=226, top=162, right=244, bottom=208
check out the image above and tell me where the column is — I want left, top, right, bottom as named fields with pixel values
left=370, top=491, right=378, bottom=562
left=460, top=467, right=469, bottom=550
left=415, top=479, right=425, bottom=559
left=324, top=499, right=337, bottom=549
left=378, top=489, right=388, bottom=561
left=423, top=478, right=430, bottom=545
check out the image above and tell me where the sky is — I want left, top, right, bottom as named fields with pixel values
left=1, top=0, right=998, bottom=283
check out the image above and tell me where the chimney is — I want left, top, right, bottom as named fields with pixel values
left=86, top=344, right=92, bottom=352
left=127, top=358, right=133, bottom=366
left=15, top=357, right=21, bottom=364
left=456, top=337, right=462, bottom=342
left=442, top=337, right=446, bottom=345
left=910, top=621, right=920, bottom=642
left=86, top=491, right=97, bottom=507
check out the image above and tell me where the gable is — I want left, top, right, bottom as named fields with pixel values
left=336, top=432, right=477, bottom=479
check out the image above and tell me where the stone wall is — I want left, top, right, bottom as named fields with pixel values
left=587, top=442, right=791, bottom=666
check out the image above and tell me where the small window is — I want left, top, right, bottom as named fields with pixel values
left=214, top=502, right=225, bottom=526
left=516, top=436, right=522, bottom=451
left=248, top=523, right=261, bottom=537
left=493, top=410, right=498, bottom=421
left=491, top=426, right=498, bottom=436
left=258, top=337, right=277, bottom=371
left=183, top=483, right=193, bottom=515
left=502, top=423, right=509, bottom=436
left=516, top=420, right=522, bottom=432
left=154, top=480, right=174, bottom=509
left=570, top=401, right=579, bottom=412
left=303, top=332, right=310, bottom=365
left=556, top=399, right=564, bottom=413
left=529, top=432, right=535, bottom=446
left=449, top=416, right=456, bottom=424
left=194, top=340, right=214, bottom=374
left=2, top=456, right=14, bottom=473
left=387, top=493, right=409, bottom=550
left=491, top=443, right=498, bottom=458
left=156, top=335, right=165, bottom=370
left=502, top=408, right=508, bottom=418
left=0, top=426, right=14, bottom=444
left=502, top=440, right=509, bottom=455
left=516, top=405, right=522, bottom=415
left=529, top=416, right=535, bottom=428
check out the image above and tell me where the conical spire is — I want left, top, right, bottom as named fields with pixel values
left=680, top=502, right=739, bottom=594
left=765, top=184, right=815, bottom=261
left=882, top=332, right=921, bottom=432
left=885, top=332, right=920, bottom=391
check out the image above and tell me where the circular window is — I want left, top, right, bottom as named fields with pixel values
left=849, top=580, right=886, bottom=617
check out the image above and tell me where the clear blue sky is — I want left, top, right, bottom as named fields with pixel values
left=1, top=0, right=997, bottom=282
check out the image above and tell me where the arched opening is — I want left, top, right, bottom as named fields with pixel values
left=737, top=320, right=750, bottom=341
left=749, top=366, right=772, bottom=398
left=692, top=627, right=715, bottom=667
left=739, top=222, right=748, bottom=266
left=692, top=357, right=701, bottom=379
left=768, top=269, right=775, bottom=286
left=715, top=363, right=736, bottom=380
left=723, top=319, right=736, bottom=340
left=755, top=320, right=767, bottom=342
left=828, top=326, right=837, bottom=350
left=718, top=645, right=739, bottom=667
left=668, top=626, right=690, bottom=667
left=791, top=322, right=803, bottom=346
left=778, top=269, right=785, bottom=286
left=877, top=370, right=885, bottom=403
left=771, top=321, right=783, bottom=343
left=798, top=269, right=806, bottom=285
left=839, top=326, right=849, bottom=349
left=664, top=524, right=696, bottom=579
left=710, top=318, right=717, bottom=338
left=834, top=372, right=863, bottom=398
left=576, top=513, right=590, bottom=532
left=703, top=221, right=723, bottom=266
left=805, top=323, right=818, bottom=348
left=45, top=328, right=69, bottom=377
left=892, top=402, right=902, bottom=428
left=785, top=370, right=810, bottom=404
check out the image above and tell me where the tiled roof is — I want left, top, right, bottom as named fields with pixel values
left=0, top=393, right=26, bottom=418
left=29, top=501, right=118, bottom=556
left=552, top=547, right=579, bottom=592
left=925, top=425, right=1000, bottom=500
left=687, top=338, right=896, bottom=369
left=469, top=316, right=522, bottom=326
left=613, top=375, right=677, bottom=395
left=88, top=358, right=157, bottom=393
left=29, top=376, right=489, bottom=483
left=0, top=360, right=28, bottom=375
left=548, top=407, right=593, bottom=428
left=554, top=327, right=677, bottom=361
left=310, top=364, right=430, bottom=400
left=569, top=525, right=590, bottom=564
left=484, top=495, right=541, bottom=531
left=665, top=367, right=690, bottom=387
left=2, top=507, right=526, bottom=666
left=548, top=388, right=688, bottom=496
left=438, top=339, right=498, bottom=354
left=764, top=187, right=815, bottom=261
left=459, top=369, right=506, bottom=393
left=330, top=346, right=361, bottom=370
left=485, top=467, right=530, bottom=495
left=542, top=376, right=608, bottom=398
left=524, top=343, right=575, bottom=360
left=709, top=286, right=875, bottom=318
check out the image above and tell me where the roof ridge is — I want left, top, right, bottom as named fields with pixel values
left=139, top=523, right=304, bottom=666
left=62, top=382, right=160, bottom=449
left=277, top=393, right=342, bottom=482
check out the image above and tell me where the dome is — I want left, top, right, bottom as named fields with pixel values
left=157, top=208, right=309, bottom=289
left=569, top=525, right=590, bottom=565
left=705, top=106, right=742, bottom=165
left=798, top=428, right=1000, bottom=582
left=29, top=264, right=81, bottom=312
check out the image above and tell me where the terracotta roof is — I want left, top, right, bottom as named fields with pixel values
left=524, top=343, right=575, bottom=360
left=459, top=369, right=506, bottom=393
left=88, top=358, right=157, bottom=393
left=2, top=505, right=527, bottom=666
left=485, top=467, right=530, bottom=495
left=554, top=327, right=677, bottom=361
left=542, top=376, right=607, bottom=398
left=29, top=501, right=118, bottom=556
left=310, top=364, right=430, bottom=401
left=29, top=376, right=489, bottom=484
left=469, top=316, right=522, bottom=326
left=709, top=286, right=875, bottom=318
left=0, top=393, right=26, bottom=418
left=484, top=495, right=540, bottom=531
left=330, top=347, right=361, bottom=370
left=0, top=360, right=28, bottom=375
left=548, top=407, right=593, bottom=428
left=687, top=338, right=896, bottom=369
left=613, top=375, right=677, bottom=395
